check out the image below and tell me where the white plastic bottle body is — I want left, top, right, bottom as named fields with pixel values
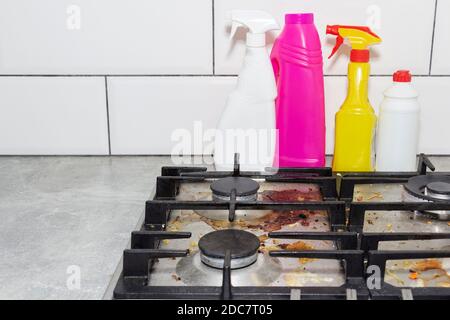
left=214, top=47, right=277, bottom=171
left=375, top=83, right=420, bottom=172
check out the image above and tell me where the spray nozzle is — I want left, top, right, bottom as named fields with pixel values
left=326, top=25, right=381, bottom=60
left=229, top=10, right=279, bottom=47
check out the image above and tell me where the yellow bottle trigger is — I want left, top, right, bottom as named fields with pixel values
left=327, top=25, right=381, bottom=58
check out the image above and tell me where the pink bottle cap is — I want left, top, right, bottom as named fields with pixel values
left=285, top=13, right=314, bottom=24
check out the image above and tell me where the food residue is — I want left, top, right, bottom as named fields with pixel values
left=189, top=241, right=198, bottom=250
left=278, top=241, right=315, bottom=264
left=367, top=192, right=383, bottom=200
left=171, top=273, right=181, bottom=281
left=408, top=272, right=418, bottom=280
left=278, top=240, right=314, bottom=251
left=411, top=259, right=442, bottom=272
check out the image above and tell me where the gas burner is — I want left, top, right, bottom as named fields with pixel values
left=425, top=182, right=450, bottom=200
left=404, top=175, right=450, bottom=220
left=198, top=229, right=260, bottom=269
left=210, top=176, right=260, bottom=201
left=175, top=253, right=282, bottom=287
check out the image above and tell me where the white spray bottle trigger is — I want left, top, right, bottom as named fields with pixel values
left=229, top=10, right=279, bottom=47
left=229, top=21, right=243, bottom=40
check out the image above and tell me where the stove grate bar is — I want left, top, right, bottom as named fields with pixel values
left=221, top=250, right=232, bottom=300
left=269, top=250, right=365, bottom=280
left=361, top=232, right=450, bottom=251
left=145, top=199, right=347, bottom=228
left=131, top=231, right=191, bottom=249
left=155, top=175, right=338, bottom=200
left=179, top=168, right=333, bottom=178
left=348, top=202, right=450, bottom=232
left=123, top=249, right=188, bottom=278
left=268, top=231, right=358, bottom=250
left=161, top=166, right=207, bottom=177
left=113, top=283, right=369, bottom=300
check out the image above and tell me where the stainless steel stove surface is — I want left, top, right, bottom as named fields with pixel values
left=149, top=180, right=345, bottom=288
left=354, top=183, right=450, bottom=288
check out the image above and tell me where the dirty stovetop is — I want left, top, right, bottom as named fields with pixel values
left=144, top=179, right=449, bottom=290
left=354, top=183, right=450, bottom=288
left=148, top=180, right=346, bottom=288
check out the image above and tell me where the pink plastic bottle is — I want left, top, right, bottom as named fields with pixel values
left=270, top=13, right=325, bottom=168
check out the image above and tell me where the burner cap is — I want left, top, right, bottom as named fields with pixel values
left=210, top=177, right=259, bottom=197
left=198, top=229, right=260, bottom=269
left=405, top=175, right=450, bottom=202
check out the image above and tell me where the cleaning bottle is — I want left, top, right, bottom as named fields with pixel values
left=326, top=25, right=382, bottom=172
left=270, top=13, right=325, bottom=168
left=376, top=70, right=420, bottom=171
left=214, top=10, right=279, bottom=171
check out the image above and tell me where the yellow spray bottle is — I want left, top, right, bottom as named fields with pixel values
left=326, top=25, right=381, bottom=172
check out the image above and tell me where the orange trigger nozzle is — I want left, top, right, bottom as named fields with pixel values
left=328, top=35, right=343, bottom=59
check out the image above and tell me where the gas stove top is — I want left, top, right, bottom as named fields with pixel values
left=113, top=154, right=450, bottom=300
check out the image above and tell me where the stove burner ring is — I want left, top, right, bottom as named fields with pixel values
left=404, top=175, right=450, bottom=202
left=403, top=175, right=450, bottom=220
left=425, top=181, right=450, bottom=200
left=198, top=229, right=260, bottom=269
left=210, top=177, right=259, bottom=201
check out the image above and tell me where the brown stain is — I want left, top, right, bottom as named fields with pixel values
left=249, top=189, right=323, bottom=232
left=246, top=210, right=317, bottom=232
left=261, top=188, right=322, bottom=202
left=200, top=189, right=326, bottom=232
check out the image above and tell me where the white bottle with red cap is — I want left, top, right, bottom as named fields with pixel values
left=375, top=70, right=420, bottom=172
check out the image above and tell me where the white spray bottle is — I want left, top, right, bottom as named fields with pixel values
left=214, top=10, right=279, bottom=171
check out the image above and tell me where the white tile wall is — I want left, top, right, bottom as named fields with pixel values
left=0, top=0, right=449, bottom=155
left=107, top=75, right=450, bottom=155
left=0, top=77, right=108, bottom=154
left=108, top=77, right=236, bottom=154
left=0, top=0, right=212, bottom=74
left=431, top=0, right=450, bottom=74
left=214, top=0, right=436, bottom=75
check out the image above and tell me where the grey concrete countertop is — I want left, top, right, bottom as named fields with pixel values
left=0, top=155, right=448, bottom=300
left=0, top=156, right=179, bottom=299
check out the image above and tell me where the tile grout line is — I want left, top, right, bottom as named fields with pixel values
left=104, top=76, right=112, bottom=155
left=212, top=0, right=215, bottom=75
left=428, top=0, right=439, bottom=75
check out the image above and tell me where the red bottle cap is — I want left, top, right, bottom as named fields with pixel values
left=350, top=49, right=370, bottom=62
left=393, top=70, right=412, bottom=82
